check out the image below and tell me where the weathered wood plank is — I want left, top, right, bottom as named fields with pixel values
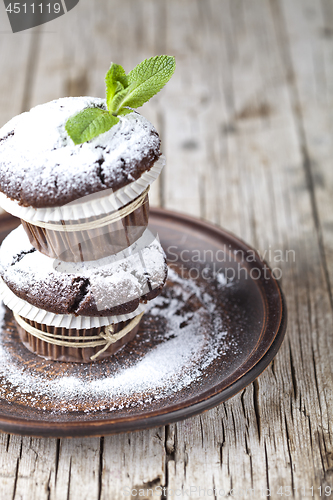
left=50, top=438, right=101, bottom=500
left=11, top=437, right=58, bottom=500
left=101, top=428, right=166, bottom=500
left=0, top=8, right=37, bottom=126
left=0, top=433, right=21, bottom=499
left=163, top=0, right=333, bottom=498
left=280, top=0, right=333, bottom=303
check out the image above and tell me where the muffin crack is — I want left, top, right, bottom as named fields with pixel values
left=0, top=130, right=14, bottom=143
left=69, top=277, right=90, bottom=314
left=96, top=159, right=106, bottom=185
left=11, top=248, right=37, bottom=266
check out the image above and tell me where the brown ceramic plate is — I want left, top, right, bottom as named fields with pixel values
left=0, top=209, right=287, bottom=437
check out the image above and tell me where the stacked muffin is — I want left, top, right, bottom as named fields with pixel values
left=0, top=97, right=167, bottom=362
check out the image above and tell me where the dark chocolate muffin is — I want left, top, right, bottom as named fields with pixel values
left=0, top=97, right=161, bottom=208
left=0, top=225, right=168, bottom=317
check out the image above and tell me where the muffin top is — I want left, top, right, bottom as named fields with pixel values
left=0, top=225, right=167, bottom=317
left=0, top=97, right=160, bottom=208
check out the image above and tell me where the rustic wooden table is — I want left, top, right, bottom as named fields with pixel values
left=0, top=0, right=332, bottom=498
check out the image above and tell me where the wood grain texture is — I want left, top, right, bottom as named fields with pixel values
left=0, top=0, right=332, bottom=498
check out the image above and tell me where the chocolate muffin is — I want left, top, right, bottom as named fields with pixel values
left=0, top=97, right=164, bottom=261
left=0, top=225, right=167, bottom=362
left=0, top=225, right=167, bottom=317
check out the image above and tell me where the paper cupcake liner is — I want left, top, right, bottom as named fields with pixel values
left=0, top=156, right=165, bottom=222
left=21, top=193, right=150, bottom=262
left=0, top=278, right=146, bottom=329
left=15, top=315, right=141, bottom=363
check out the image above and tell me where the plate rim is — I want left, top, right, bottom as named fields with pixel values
left=0, top=208, right=288, bottom=437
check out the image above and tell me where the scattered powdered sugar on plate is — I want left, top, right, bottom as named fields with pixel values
left=216, top=271, right=227, bottom=287
left=0, top=268, right=237, bottom=415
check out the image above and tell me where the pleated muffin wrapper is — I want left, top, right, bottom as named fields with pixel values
left=0, top=156, right=165, bottom=263
left=20, top=193, right=150, bottom=263
left=0, top=278, right=146, bottom=363
left=14, top=316, right=142, bottom=363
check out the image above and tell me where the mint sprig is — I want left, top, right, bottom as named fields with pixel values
left=66, top=55, right=175, bottom=145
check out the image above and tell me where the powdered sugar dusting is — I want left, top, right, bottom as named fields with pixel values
left=0, top=268, right=237, bottom=415
left=0, top=97, right=160, bottom=208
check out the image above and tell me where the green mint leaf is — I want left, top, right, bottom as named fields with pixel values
left=105, top=63, right=128, bottom=111
left=109, top=55, right=175, bottom=113
left=65, top=107, right=119, bottom=145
